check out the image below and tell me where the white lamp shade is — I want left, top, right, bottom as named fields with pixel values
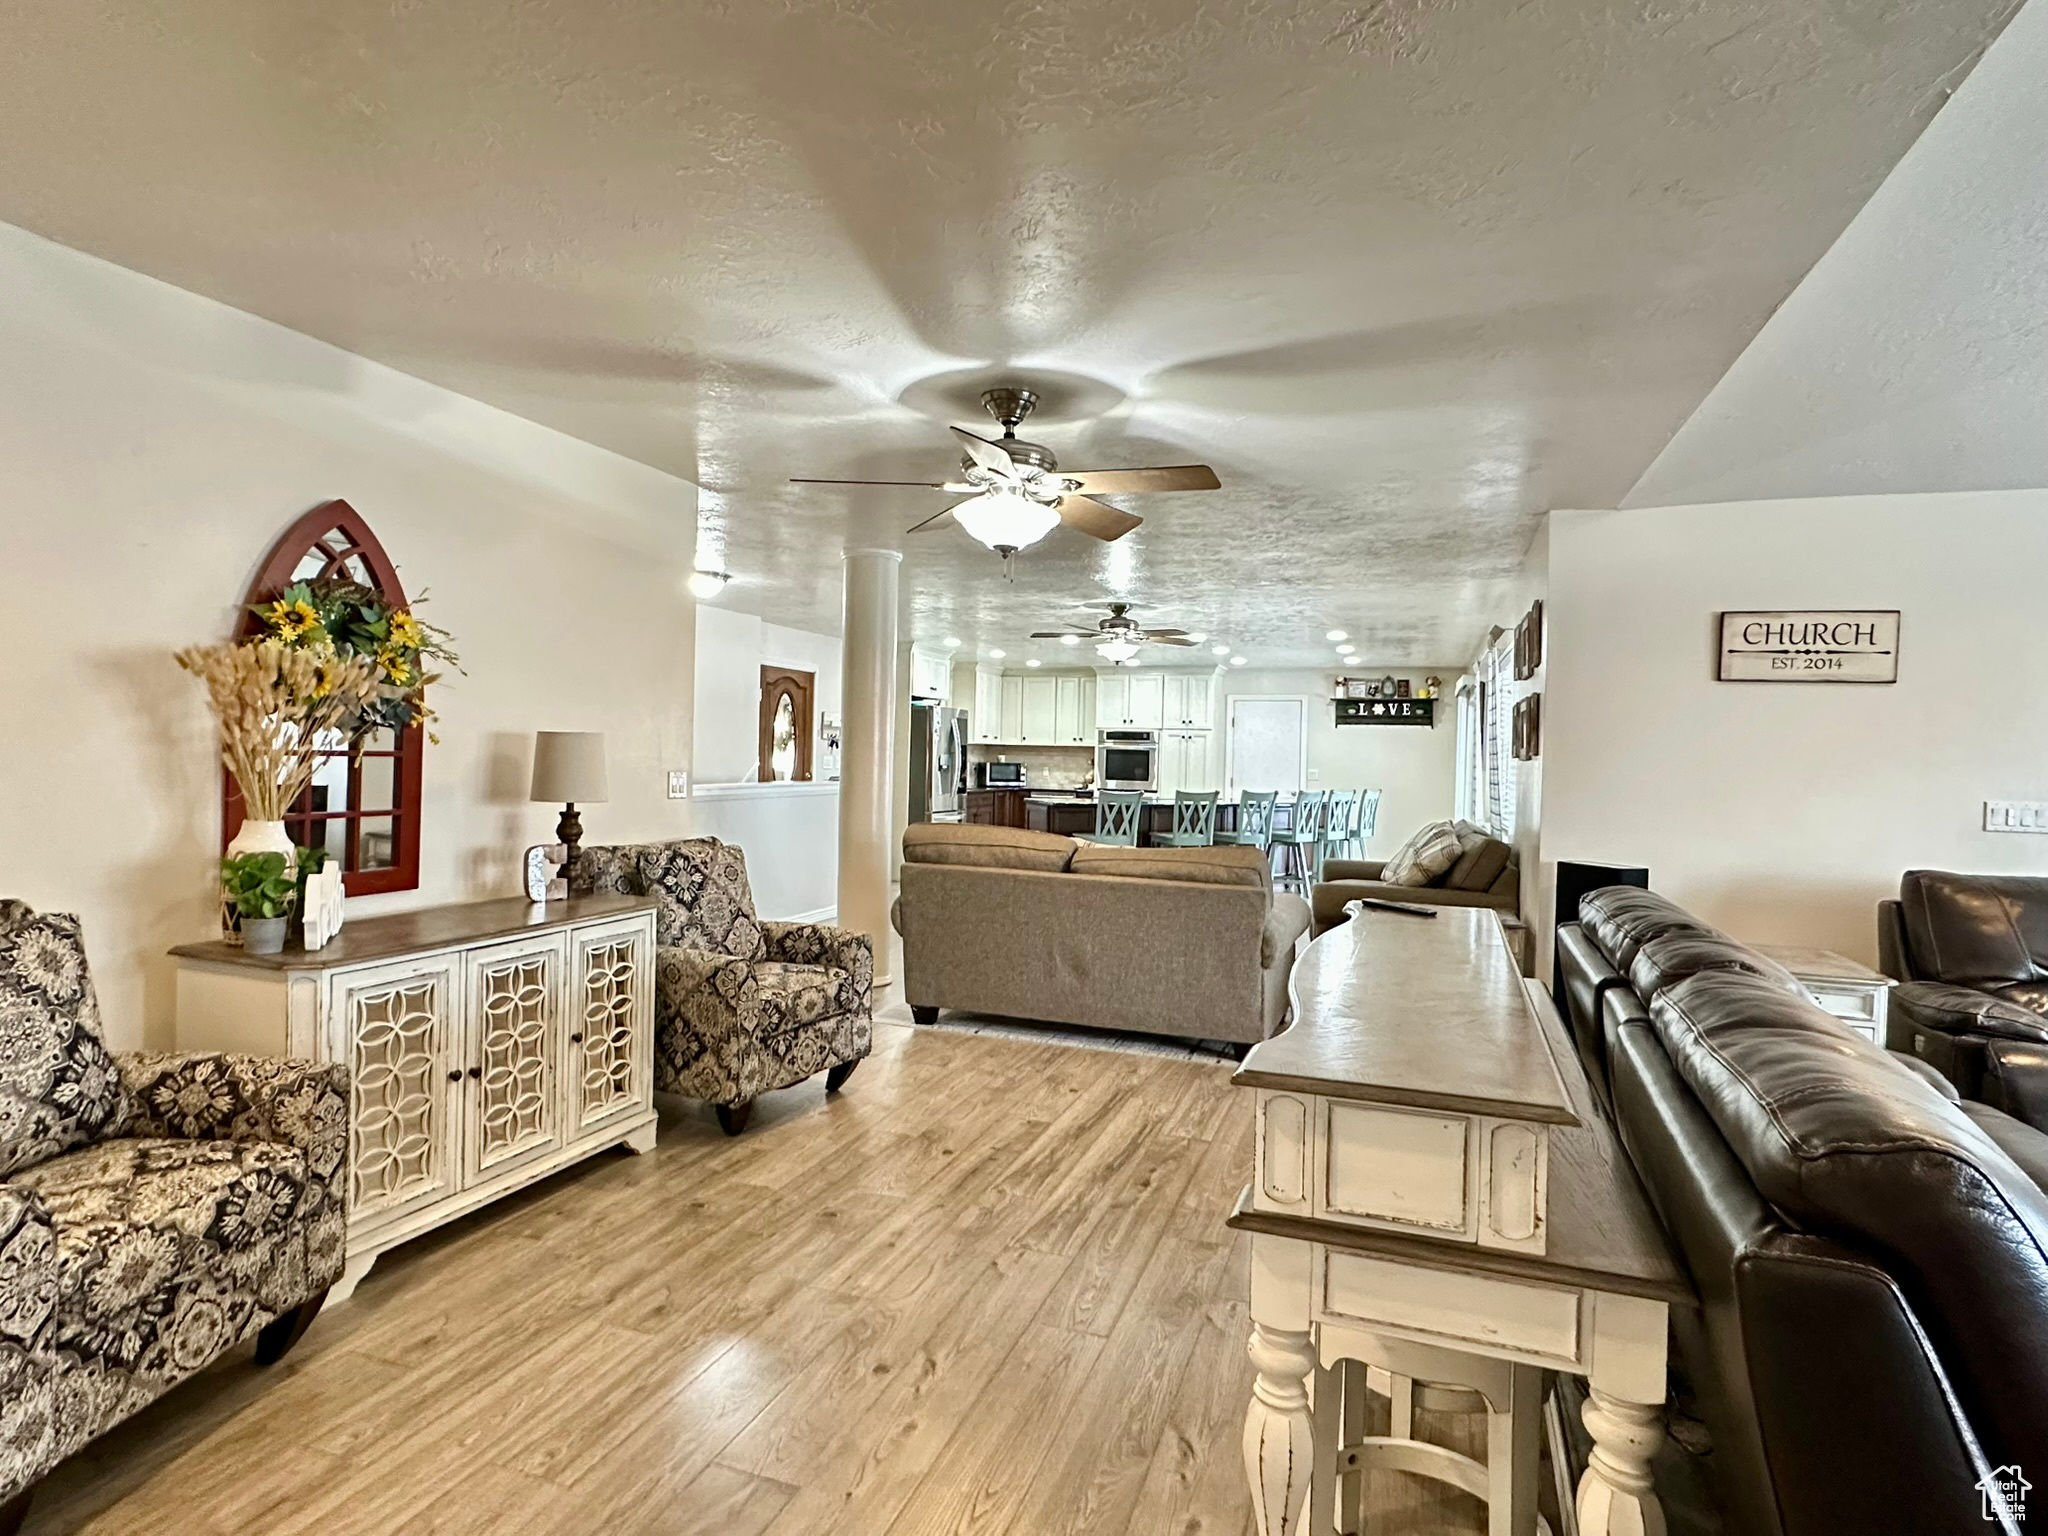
left=950, top=490, right=1061, bottom=553
left=530, top=731, right=609, bottom=804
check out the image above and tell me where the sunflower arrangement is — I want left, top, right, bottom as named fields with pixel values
left=175, top=639, right=384, bottom=820
left=252, top=578, right=461, bottom=737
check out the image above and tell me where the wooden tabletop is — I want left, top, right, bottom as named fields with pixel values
left=1229, top=978, right=1691, bottom=1305
left=1234, top=906, right=1578, bottom=1124
left=170, top=894, right=656, bottom=972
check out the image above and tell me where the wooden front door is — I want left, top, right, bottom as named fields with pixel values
left=759, top=667, right=815, bottom=782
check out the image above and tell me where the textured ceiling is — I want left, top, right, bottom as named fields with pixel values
left=0, top=0, right=2018, bottom=666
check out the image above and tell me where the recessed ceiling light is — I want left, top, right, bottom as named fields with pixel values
left=989, top=648, right=1006, bottom=659
left=1025, top=658, right=1041, bottom=668
left=687, top=568, right=730, bottom=601
left=1059, top=634, right=1081, bottom=647
left=1211, top=644, right=1230, bottom=657
left=1326, top=629, right=1348, bottom=642
left=1230, top=655, right=1247, bottom=667
left=1337, top=643, right=1356, bottom=655
left=943, top=636, right=962, bottom=648
left=1186, top=633, right=1206, bottom=644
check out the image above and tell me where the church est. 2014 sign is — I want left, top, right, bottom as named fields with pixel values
left=1718, top=610, right=1900, bottom=683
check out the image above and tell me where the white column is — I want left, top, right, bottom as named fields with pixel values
left=837, top=547, right=901, bottom=985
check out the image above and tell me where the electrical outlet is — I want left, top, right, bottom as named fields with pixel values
left=1984, top=800, right=2048, bottom=834
left=667, top=770, right=689, bottom=800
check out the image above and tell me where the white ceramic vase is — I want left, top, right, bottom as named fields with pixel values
left=222, top=819, right=297, bottom=943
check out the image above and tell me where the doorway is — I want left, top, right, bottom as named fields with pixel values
left=1227, top=696, right=1308, bottom=793
left=758, top=667, right=815, bottom=782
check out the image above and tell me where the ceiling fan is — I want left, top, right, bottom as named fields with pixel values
left=790, top=387, right=1220, bottom=559
left=1031, top=602, right=1196, bottom=664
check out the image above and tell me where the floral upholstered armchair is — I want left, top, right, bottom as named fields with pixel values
left=573, top=838, right=872, bottom=1135
left=0, top=900, right=348, bottom=1528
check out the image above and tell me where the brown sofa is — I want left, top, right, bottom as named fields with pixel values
left=891, top=823, right=1311, bottom=1045
left=1311, top=828, right=1527, bottom=970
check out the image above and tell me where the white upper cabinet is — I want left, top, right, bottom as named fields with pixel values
left=999, top=675, right=1025, bottom=742
left=972, top=666, right=1003, bottom=743
left=1095, top=670, right=1167, bottom=729
left=1053, top=675, right=1094, bottom=745
left=1127, top=672, right=1166, bottom=730
left=1019, top=675, right=1058, bottom=743
left=1163, top=672, right=1215, bottom=729
left=910, top=648, right=953, bottom=700
left=1095, top=672, right=1128, bottom=729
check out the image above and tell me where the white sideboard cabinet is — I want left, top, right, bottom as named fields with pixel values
left=170, top=894, right=659, bottom=1301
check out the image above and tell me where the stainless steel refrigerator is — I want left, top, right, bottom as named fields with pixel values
left=910, top=703, right=967, bottom=823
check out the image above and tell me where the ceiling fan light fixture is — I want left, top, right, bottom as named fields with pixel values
left=950, top=489, right=1061, bottom=555
left=687, top=567, right=731, bottom=601
left=1096, top=637, right=1142, bottom=665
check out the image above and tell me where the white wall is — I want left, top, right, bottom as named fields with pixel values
left=1537, top=491, right=2048, bottom=967
left=0, top=222, right=702, bottom=1050
left=688, top=604, right=844, bottom=919
left=1220, top=669, right=1459, bottom=857
left=1625, top=0, right=2048, bottom=507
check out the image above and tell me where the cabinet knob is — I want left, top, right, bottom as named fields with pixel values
left=570, top=1032, right=584, bottom=1044
left=468, top=1066, right=481, bottom=1079
left=446, top=1070, right=462, bottom=1083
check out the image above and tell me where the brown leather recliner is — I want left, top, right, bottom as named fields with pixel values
left=1879, top=870, right=2048, bottom=1125
left=1558, top=886, right=2048, bottom=1536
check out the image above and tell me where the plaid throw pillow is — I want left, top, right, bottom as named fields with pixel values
left=1380, top=820, right=1465, bottom=887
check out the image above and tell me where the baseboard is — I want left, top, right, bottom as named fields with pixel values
left=781, top=906, right=837, bottom=925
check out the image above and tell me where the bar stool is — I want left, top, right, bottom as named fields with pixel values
left=1355, top=788, right=1381, bottom=853
left=1158, top=790, right=1219, bottom=847
left=1218, top=790, right=1278, bottom=853
left=1270, top=790, right=1327, bottom=892
left=1321, top=790, right=1358, bottom=870
left=1080, top=790, right=1143, bottom=846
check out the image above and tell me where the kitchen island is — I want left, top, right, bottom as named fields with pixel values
left=1025, top=792, right=1253, bottom=841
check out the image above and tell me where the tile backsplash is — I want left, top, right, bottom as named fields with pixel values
left=968, top=744, right=1094, bottom=790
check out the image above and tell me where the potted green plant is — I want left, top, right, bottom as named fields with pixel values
left=221, top=851, right=297, bottom=955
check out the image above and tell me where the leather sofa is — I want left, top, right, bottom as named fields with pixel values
left=892, top=823, right=1310, bottom=1045
left=1556, top=887, right=2048, bottom=1536
left=1879, top=870, right=2048, bottom=1128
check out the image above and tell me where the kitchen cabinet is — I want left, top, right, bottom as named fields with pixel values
left=1053, top=675, right=1095, bottom=745
left=972, top=667, right=1003, bottom=744
left=909, top=648, right=953, bottom=701
left=1020, top=675, right=1058, bottom=744
left=1160, top=730, right=1216, bottom=795
left=1096, top=671, right=1165, bottom=730
left=999, top=675, right=1024, bottom=742
left=965, top=789, right=1030, bottom=829
left=169, top=896, right=657, bottom=1302
left=1163, top=672, right=1215, bottom=729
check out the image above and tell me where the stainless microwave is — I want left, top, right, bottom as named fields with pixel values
left=1096, top=730, right=1159, bottom=791
left=979, top=760, right=1027, bottom=787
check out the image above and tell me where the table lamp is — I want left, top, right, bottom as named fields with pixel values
left=530, top=731, right=609, bottom=880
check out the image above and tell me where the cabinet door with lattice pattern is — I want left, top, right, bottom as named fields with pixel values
left=461, top=935, right=567, bottom=1183
left=329, top=956, right=462, bottom=1231
left=567, top=915, right=654, bottom=1137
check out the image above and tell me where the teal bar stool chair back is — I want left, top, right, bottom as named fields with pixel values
left=1085, top=790, right=1144, bottom=847
left=1270, top=789, right=1327, bottom=892
left=1159, top=790, right=1219, bottom=847
left=1219, top=789, right=1278, bottom=851
left=1355, top=788, right=1382, bottom=854
left=1321, top=789, right=1358, bottom=867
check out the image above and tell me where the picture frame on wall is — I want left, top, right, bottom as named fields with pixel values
left=1514, top=600, right=1544, bottom=682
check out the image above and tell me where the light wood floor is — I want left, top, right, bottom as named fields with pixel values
left=31, top=1006, right=1487, bottom=1535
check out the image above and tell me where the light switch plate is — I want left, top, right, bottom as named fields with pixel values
left=667, top=770, right=689, bottom=800
left=1984, top=800, right=2048, bottom=834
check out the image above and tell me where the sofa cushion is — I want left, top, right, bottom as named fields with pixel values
left=1443, top=826, right=1512, bottom=893
left=0, top=903, right=127, bottom=1179
left=1650, top=969, right=2048, bottom=1471
left=1628, top=934, right=1803, bottom=1001
left=902, top=822, right=1076, bottom=873
left=1068, top=842, right=1270, bottom=891
left=747, top=962, right=855, bottom=1037
left=1579, top=887, right=1725, bottom=974
left=1263, top=894, right=1312, bottom=968
left=1381, top=821, right=1464, bottom=887
left=1900, top=870, right=2048, bottom=991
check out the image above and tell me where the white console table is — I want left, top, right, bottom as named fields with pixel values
left=171, top=895, right=658, bottom=1301
left=1231, top=906, right=1692, bottom=1536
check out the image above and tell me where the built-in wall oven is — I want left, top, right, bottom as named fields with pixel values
left=1096, top=730, right=1160, bottom=792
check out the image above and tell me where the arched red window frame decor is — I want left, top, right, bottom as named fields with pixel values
left=221, top=500, right=425, bottom=896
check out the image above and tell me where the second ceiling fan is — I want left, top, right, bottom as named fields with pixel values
left=790, top=388, right=1220, bottom=560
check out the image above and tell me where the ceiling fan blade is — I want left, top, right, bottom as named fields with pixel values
left=1059, top=465, right=1221, bottom=495
left=1056, top=495, right=1143, bottom=542
left=1029, top=630, right=1095, bottom=640
left=950, top=426, right=1018, bottom=480
left=1142, top=627, right=1191, bottom=636
left=904, top=506, right=957, bottom=535
left=1148, top=636, right=1198, bottom=646
left=791, top=477, right=955, bottom=489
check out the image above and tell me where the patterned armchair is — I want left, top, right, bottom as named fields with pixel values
left=0, top=901, right=347, bottom=1526
left=572, top=838, right=872, bottom=1135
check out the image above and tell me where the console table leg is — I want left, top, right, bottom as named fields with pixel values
left=329, top=1251, right=375, bottom=1305
left=1245, top=1232, right=1315, bottom=1536
left=1577, top=1390, right=1666, bottom=1536
left=1246, top=1322, right=1317, bottom=1536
